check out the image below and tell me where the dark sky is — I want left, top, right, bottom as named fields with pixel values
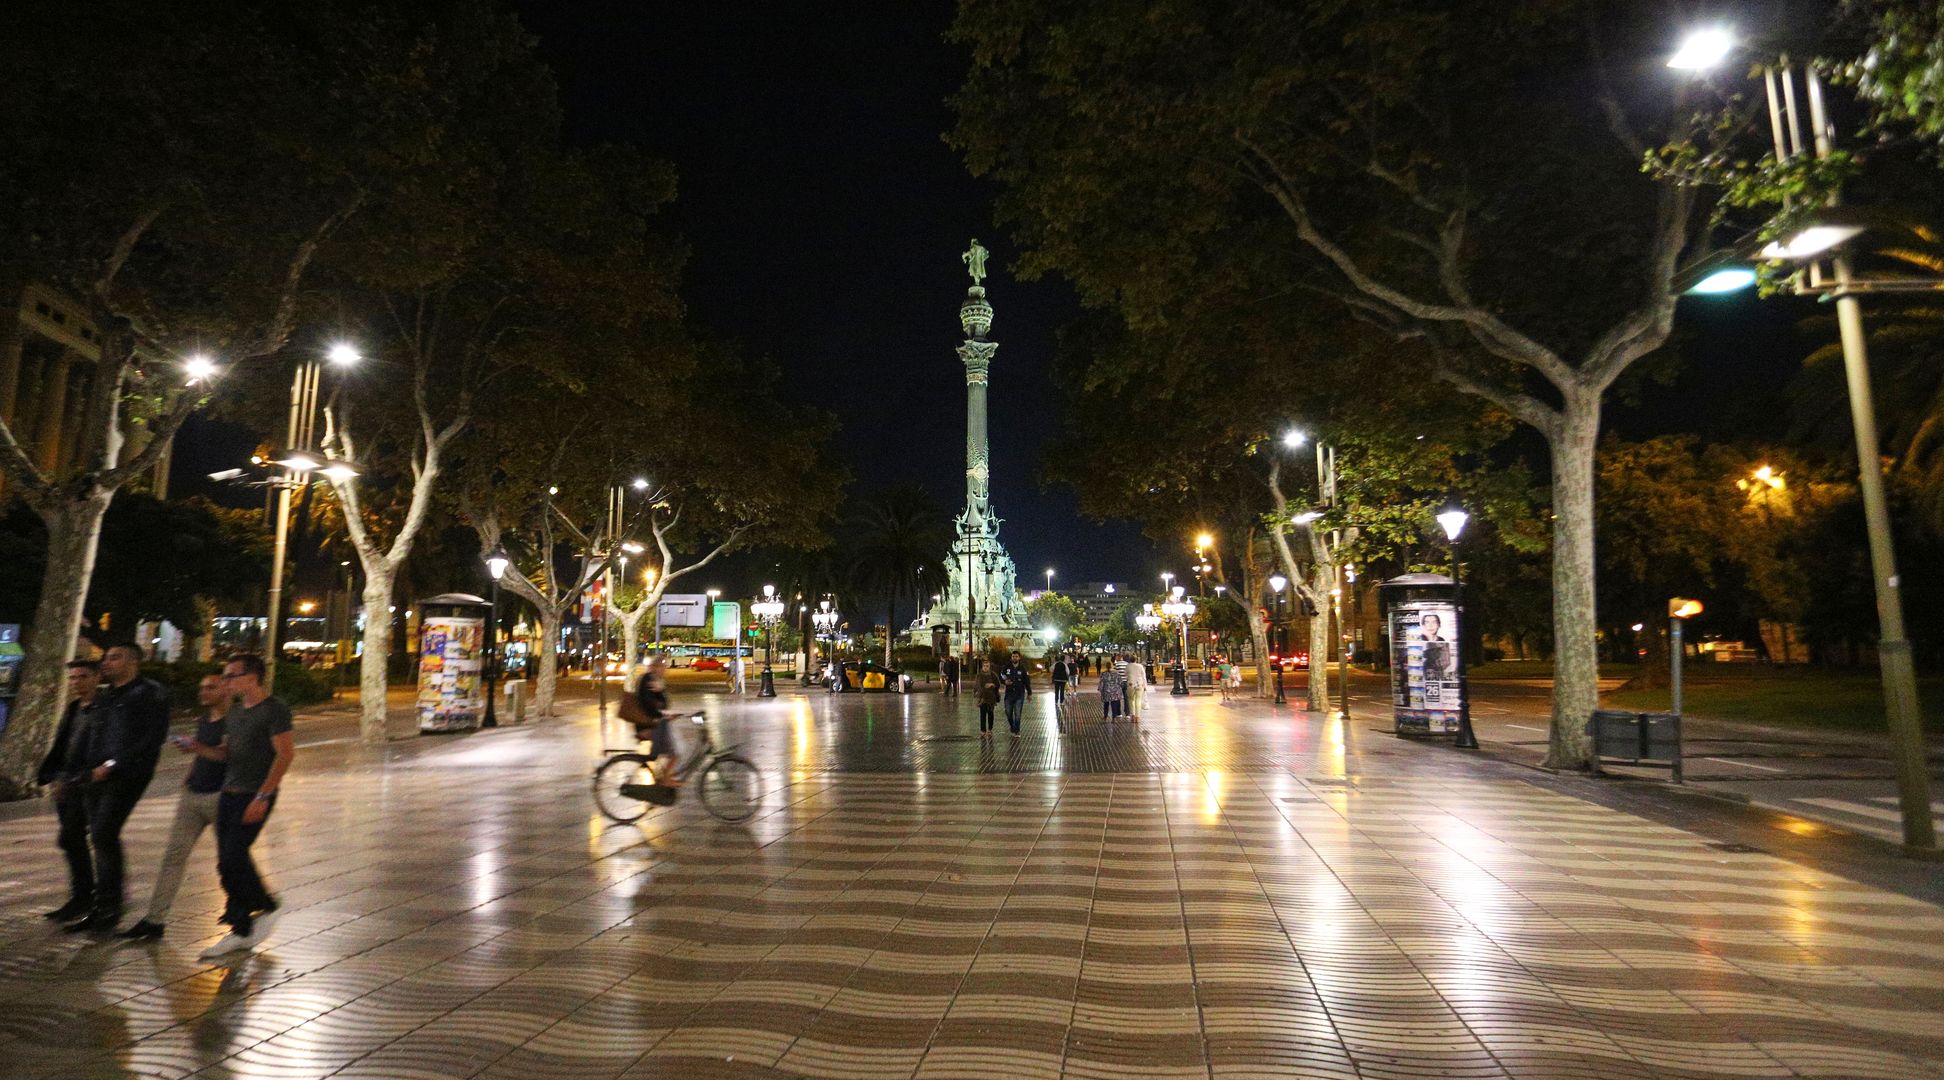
left=510, top=0, right=1158, bottom=587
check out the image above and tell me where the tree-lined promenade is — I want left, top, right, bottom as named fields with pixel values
left=0, top=0, right=840, bottom=797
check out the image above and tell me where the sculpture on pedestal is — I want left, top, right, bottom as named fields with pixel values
left=912, top=241, right=1033, bottom=655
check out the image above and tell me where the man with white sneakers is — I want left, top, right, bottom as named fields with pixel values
left=198, top=654, right=295, bottom=960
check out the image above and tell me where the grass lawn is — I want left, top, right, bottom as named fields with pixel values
left=1469, top=660, right=1642, bottom=680
left=1602, top=665, right=1944, bottom=735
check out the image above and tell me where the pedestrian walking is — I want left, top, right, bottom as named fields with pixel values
left=40, top=660, right=104, bottom=924
left=51, top=644, right=170, bottom=933
left=1051, top=656, right=1070, bottom=708
left=1097, top=663, right=1124, bottom=721
left=1215, top=656, right=1232, bottom=704
left=1124, top=653, right=1149, bottom=721
left=121, top=674, right=232, bottom=941
left=944, top=654, right=960, bottom=695
left=199, top=654, right=295, bottom=960
left=975, top=665, right=1001, bottom=736
left=1001, top=650, right=1031, bottom=737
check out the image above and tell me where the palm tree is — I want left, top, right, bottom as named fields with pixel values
left=847, top=484, right=952, bottom=670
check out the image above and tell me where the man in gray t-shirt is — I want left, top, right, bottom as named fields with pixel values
left=200, top=654, right=296, bottom=960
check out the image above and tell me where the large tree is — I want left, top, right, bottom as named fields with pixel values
left=0, top=2, right=392, bottom=795
left=951, top=0, right=1712, bottom=767
left=304, top=2, right=683, bottom=740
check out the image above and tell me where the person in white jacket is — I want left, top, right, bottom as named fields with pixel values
left=1123, top=653, right=1149, bottom=720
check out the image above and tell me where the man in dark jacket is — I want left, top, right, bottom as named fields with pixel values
left=59, top=644, right=171, bottom=932
left=40, top=660, right=104, bottom=922
left=1001, top=650, right=1032, bottom=737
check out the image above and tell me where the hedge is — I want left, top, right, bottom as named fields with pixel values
left=143, top=660, right=336, bottom=711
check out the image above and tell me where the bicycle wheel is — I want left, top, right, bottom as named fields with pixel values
left=592, top=753, right=661, bottom=823
left=698, top=755, right=762, bottom=822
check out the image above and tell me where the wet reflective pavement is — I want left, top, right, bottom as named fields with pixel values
left=3, top=685, right=1942, bottom=1078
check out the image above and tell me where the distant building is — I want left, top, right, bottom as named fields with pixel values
left=0, top=283, right=173, bottom=500
left=1063, top=582, right=1129, bottom=624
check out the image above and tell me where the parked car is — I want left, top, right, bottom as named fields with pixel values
left=691, top=657, right=726, bottom=672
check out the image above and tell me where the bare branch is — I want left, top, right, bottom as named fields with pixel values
left=1238, top=136, right=1575, bottom=384
left=1435, top=365, right=1560, bottom=436
left=92, top=201, right=166, bottom=305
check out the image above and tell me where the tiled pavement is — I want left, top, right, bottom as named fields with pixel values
left=2, top=688, right=1942, bottom=1078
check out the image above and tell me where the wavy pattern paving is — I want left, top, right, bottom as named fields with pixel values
left=0, top=700, right=1940, bottom=1079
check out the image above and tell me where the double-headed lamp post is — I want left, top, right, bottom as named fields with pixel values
left=1670, top=27, right=1935, bottom=854
left=1436, top=508, right=1476, bottom=749
left=483, top=545, right=510, bottom=728
left=262, top=341, right=362, bottom=690
left=1161, top=585, right=1196, bottom=696
left=752, top=585, right=786, bottom=698
left=1268, top=573, right=1289, bottom=705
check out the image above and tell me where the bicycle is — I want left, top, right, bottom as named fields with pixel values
left=592, top=712, right=763, bottom=824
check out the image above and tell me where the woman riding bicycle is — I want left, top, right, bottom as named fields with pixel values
left=630, top=657, right=688, bottom=786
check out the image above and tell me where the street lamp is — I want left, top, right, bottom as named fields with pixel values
left=262, top=341, right=362, bottom=690
left=1671, top=33, right=1936, bottom=853
left=1135, top=605, right=1162, bottom=671
left=1045, top=568, right=1054, bottom=596
left=1436, top=507, right=1476, bottom=749
left=1161, top=585, right=1195, bottom=696
left=1268, top=573, right=1289, bottom=705
left=482, top=544, right=510, bottom=728
left=752, top=585, right=786, bottom=697
left=182, top=354, right=218, bottom=385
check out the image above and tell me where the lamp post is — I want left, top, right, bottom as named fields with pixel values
left=1135, top=605, right=1161, bottom=672
left=1161, top=585, right=1195, bottom=696
left=1268, top=573, right=1289, bottom=705
left=483, top=545, right=509, bottom=728
left=262, top=342, right=361, bottom=690
left=1670, top=34, right=1935, bottom=854
left=813, top=600, right=839, bottom=687
left=1436, top=508, right=1476, bottom=749
left=752, top=585, right=785, bottom=698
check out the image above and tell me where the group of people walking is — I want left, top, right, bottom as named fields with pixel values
left=39, top=648, right=295, bottom=960
left=941, top=650, right=1160, bottom=734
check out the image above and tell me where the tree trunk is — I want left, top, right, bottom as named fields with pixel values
left=0, top=491, right=113, bottom=798
left=1246, top=585, right=1273, bottom=698
left=1304, top=563, right=1333, bottom=712
left=621, top=615, right=640, bottom=678
left=533, top=607, right=561, bottom=716
left=1545, top=397, right=1600, bottom=770
left=357, top=570, right=396, bottom=743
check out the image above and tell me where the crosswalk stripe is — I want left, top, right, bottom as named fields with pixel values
left=1798, top=797, right=1944, bottom=824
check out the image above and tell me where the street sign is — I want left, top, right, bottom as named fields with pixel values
left=656, top=593, right=710, bottom=628
left=711, top=601, right=742, bottom=641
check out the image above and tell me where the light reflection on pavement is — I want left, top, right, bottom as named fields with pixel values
left=0, top=684, right=1939, bottom=1078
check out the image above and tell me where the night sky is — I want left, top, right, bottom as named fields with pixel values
left=512, top=0, right=1158, bottom=586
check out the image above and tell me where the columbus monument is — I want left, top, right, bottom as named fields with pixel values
left=916, top=240, right=1033, bottom=655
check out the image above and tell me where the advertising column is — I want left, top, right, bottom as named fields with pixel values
left=417, top=609, right=485, bottom=733
left=1389, top=598, right=1461, bottom=735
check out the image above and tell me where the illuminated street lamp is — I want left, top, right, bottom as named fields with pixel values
left=262, top=341, right=362, bottom=690
left=1160, top=585, right=1196, bottom=696
left=1268, top=573, right=1289, bottom=705
left=752, top=585, right=786, bottom=697
left=1134, top=604, right=1162, bottom=670
left=1671, top=30, right=1936, bottom=852
left=482, top=544, right=510, bottom=728
left=183, top=354, right=219, bottom=385
left=1436, top=507, right=1476, bottom=749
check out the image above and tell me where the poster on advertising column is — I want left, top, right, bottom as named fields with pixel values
left=417, top=616, right=485, bottom=733
left=1389, top=600, right=1460, bottom=734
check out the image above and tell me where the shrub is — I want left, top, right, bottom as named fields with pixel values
left=142, top=660, right=335, bottom=711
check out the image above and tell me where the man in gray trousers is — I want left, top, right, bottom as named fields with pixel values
left=119, top=673, right=230, bottom=941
